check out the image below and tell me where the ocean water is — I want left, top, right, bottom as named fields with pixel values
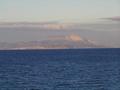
left=0, top=49, right=120, bottom=90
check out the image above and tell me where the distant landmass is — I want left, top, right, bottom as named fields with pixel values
left=0, top=35, right=105, bottom=50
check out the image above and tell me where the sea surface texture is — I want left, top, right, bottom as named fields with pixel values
left=0, top=49, right=120, bottom=90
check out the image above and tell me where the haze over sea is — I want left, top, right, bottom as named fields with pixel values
left=0, top=48, right=120, bottom=90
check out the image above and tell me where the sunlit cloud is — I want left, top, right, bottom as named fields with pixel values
left=48, top=34, right=95, bottom=43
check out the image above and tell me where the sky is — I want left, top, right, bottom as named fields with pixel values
left=0, top=0, right=119, bottom=23
left=0, top=0, right=120, bottom=47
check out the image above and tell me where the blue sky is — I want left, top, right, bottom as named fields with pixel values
left=0, top=0, right=119, bottom=22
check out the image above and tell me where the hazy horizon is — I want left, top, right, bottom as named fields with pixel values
left=0, top=0, right=119, bottom=48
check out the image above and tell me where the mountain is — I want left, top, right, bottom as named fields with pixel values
left=0, top=35, right=105, bottom=50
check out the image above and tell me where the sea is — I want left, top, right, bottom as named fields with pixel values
left=0, top=48, right=120, bottom=90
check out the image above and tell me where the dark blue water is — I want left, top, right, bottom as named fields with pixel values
left=0, top=49, right=120, bottom=90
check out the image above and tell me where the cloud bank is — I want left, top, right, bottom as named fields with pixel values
left=102, top=16, right=120, bottom=21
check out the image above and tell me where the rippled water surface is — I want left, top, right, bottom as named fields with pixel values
left=0, top=49, right=120, bottom=90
